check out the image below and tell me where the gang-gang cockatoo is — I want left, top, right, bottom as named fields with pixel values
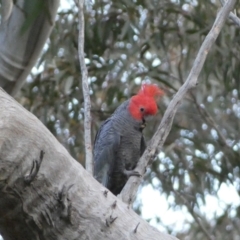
left=93, top=84, right=164, bottom=195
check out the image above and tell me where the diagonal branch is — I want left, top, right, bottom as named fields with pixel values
left=220, top=0, right=240, bottom=27
left=190, top=93, right=228, bottom=147
left=120, top=0, right=236, bottom=205
left=77, top=0, right=93, bottom=174
left=173, top=190, right=214, bottom=240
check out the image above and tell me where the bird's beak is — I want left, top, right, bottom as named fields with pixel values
left=139, top=118, right=146, bottom=130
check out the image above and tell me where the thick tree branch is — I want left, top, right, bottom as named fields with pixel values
left=1, top=0, right=13, bottom=22
left=120, top=0, right=236, bottom=205
left=77, top=0, right=93, bottom=174
left=0, top=88, right=177, bottom=240
left=0, top=0, right=60, bottom=96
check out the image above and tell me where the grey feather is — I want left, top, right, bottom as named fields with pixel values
left=93, top=100, right=146, bottom=195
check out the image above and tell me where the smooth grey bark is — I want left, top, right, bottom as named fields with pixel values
left=0, top=0, right=60, bottom=96
left=77, top=0, right=93, bottom=174
left=0, top=88, right=177, bottom=240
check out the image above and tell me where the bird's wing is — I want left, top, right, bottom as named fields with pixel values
left=93, top=119, right=121, bottom=187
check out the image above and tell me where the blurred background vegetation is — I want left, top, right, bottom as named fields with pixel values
left=3, top=0, right=240, bottom=239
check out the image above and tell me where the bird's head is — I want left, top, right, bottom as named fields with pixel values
left=128, top=84, right=164, bottom=121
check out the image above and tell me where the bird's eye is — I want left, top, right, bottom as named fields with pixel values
left=140, top=107, right=145, bottom=112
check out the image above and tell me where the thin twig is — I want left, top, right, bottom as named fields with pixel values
left=220, top=0, right=240, bottom=28
left=174, top=190, right=214, bottom=240
left=119, top=0, right=236, bottom=204
left=190, top=92, right=228, bottom=146
left=78, top=0, right=93, bottom=174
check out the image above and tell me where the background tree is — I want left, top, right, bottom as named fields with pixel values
left=0, top=0, right=240, bottom=239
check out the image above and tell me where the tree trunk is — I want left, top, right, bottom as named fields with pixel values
left=0, top=87, right=177, bottom=240
left=0, top=0, right=60, bottom=96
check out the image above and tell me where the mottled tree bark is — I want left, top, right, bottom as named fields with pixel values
left=0, top=88, right=177, bottom=240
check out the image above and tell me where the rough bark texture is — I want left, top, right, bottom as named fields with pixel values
left=0, top=0, right=60, bottom=96
left=0, top=87, right=177, bottom=240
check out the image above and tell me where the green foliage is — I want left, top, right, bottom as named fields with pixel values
left=19, top=0, right=240, bottom=238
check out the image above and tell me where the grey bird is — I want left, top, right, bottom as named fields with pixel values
left=93, top=84, right=164, bottom=195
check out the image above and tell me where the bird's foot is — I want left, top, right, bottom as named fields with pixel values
left=123, top=169, right=141, bottom=178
